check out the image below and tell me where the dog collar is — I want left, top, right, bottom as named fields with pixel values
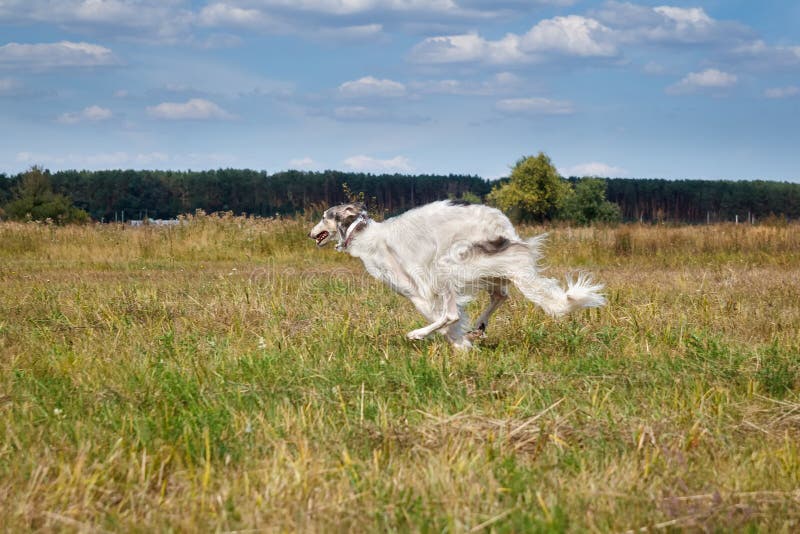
left=338, top=214, right=369, bottom=251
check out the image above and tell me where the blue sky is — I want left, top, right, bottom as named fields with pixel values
left=1, top=1, right=798, bottom=180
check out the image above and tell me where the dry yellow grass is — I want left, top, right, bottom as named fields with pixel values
left=1, top=215, right=799, bottom=531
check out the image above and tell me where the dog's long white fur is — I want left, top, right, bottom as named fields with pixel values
left=310, top=200, right=605, bottom=349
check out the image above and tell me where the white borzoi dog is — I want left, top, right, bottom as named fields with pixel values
left=309, top=200, right=605, bottom=350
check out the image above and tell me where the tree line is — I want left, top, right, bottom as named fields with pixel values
left=0, top=168, right=491, bottom=222
left=604, top=178, right=800, bottom=223
left=1, top=164, right=799, bottom=224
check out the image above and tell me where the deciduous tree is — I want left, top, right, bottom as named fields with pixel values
left=487, top=153, right=571, bottom=222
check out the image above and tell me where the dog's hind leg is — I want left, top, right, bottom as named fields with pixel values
left=406, top=291, right=460, bottom=341
left=468, top=279, right=509, bottom=339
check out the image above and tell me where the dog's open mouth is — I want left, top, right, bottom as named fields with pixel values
left=314, top=231, right=329, bottom=245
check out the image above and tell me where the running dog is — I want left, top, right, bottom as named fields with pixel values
left=309, top=200, right=605, bottom=350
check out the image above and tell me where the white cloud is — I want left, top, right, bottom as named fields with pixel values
left=146, top=98, right=235, bottom=120
left=0, top=41, right=118, bottom=69
left=57, top=105, right=113, bottom=124
left=592, top=2, right=744, bottom=45
left=0, top=0, right=755, bottom=55
left=730, top=40, right=800, bottom=69
left=316, top=24, right=384, bottom=41
left=411, top=71, right=522, bottom=96
left=0, top=0, right=520, bottom=46
left=203, top=0, right=487, bottom=17
left=764, top=86, right=800, bottom=99
left=687, top=69, right=737, bottom=87
left=338, top=76, right=406, bottom=98
left=590, top=1, right=655, bottom=28
left=198, top=3, right=276, bottom=29
left=733, top=40, right=769, bottom=56
left=463, top=0, right=577, bottom=6
left=189, top=0, right=522, bottom=42
left=411, top=78, right=464, bottom=94
left=410, top=32, right=525, bottom=65
left=58, top=0, right=172, bottom=24
left=561, top=162, right=627, bottom=177
left=411, top=15, right=618, bottom=65
left=408, top=3, right=757, bottom=70
left=0, top=1, right=194, bottom=43
left=329, top=105, right=428, bottom=124
left=288, top=157, right=318, bottom=169
left=220, top=0, right=580, bottom=20
left=521, top=15, right=617, bottom=57
left=488, top=71, right=521, bottom=87
left=343, top=155, right=413, bottom=173
left=653, top=6, right=712, bottom=27
left=666, top=68, right=737, bottom=94
left=333, top=105, right=381, bottom=120
left=496, top=97, right=574, bottom=115
left=197, top=3, right=385, bottom=40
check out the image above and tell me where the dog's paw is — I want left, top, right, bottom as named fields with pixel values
left=451, top=338, right=473, bottom=351
left=465, top=329, right=486, bottom=341
left=406, top=329, right=429, bottom=340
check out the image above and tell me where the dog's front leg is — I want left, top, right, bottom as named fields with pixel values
left=406, top=292, right=459, bottom=341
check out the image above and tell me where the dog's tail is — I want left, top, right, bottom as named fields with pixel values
left=524, top=233, right=548, bottom=265
left=512, top=271, right=606, bottom=318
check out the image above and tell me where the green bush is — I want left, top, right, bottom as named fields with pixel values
left=2, top=167, right=90, bottom=224
left=559, top=177, right=622, bottom=225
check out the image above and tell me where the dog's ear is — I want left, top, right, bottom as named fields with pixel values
left=336, top=203, right=366, bottom=226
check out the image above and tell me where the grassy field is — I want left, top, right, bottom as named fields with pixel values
left=1, top=213, right=799, bottom=532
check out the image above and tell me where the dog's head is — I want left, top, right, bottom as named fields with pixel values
left=308, top=202, right=367, bottom=247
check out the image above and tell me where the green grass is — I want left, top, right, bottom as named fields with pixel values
left=1, top=216, right=799, bottom=531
